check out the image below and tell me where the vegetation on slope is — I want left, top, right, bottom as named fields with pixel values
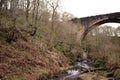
left=0, top=39, right=70, bottom=80
left=0, top=0, right=82, bottom=80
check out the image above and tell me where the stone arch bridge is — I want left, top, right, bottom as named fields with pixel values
left=71, top=12, right=120, bottom=45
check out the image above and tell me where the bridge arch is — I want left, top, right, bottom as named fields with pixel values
left=71, top=12, right=120, bottom=47
left=83, top=18, right=120, bottom=39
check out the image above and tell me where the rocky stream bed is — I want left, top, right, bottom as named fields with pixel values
left=37, top=59, right=115, bottom=80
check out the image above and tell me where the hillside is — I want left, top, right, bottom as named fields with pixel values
left=0, top=39, right=69, bottom=80
left=0, top=0, right=80, bottom=79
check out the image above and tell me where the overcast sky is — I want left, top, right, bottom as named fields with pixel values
left=62, top=0, right=120, bottom=17
left=61, top=0, right=120, bottom=27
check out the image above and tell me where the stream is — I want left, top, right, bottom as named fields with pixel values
left=37, top=59, right=115, bottom=80
left=60, top=60, right=92, bottom=80
left=37, top=51, right=115, bottom=80
left=37, top=60, right=93, bottom=80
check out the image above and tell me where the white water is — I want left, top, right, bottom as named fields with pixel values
left=67, top=70, right=79, bottom=75
left=61, top=60, right=91, bottom=80
left=76, top=62, right=90, bottom=69
left=62, top=70, right=80, bottom=80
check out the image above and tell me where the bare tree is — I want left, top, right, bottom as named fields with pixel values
left=48, top=0, right=60, bottom=30
left=26, top=0, right=30, bottom=26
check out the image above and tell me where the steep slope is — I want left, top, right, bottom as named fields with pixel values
left=0, top=39, right=69, bottom=80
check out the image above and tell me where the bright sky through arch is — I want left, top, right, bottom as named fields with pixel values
left=61, top=0, right=120, bottom=27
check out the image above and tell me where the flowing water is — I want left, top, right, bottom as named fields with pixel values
left=59, top=60, right=92, bottom=80
left=38, top=59, right=115, bottom=80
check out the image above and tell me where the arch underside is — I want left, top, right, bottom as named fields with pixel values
left=82, top=18, right=120, bottom=39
